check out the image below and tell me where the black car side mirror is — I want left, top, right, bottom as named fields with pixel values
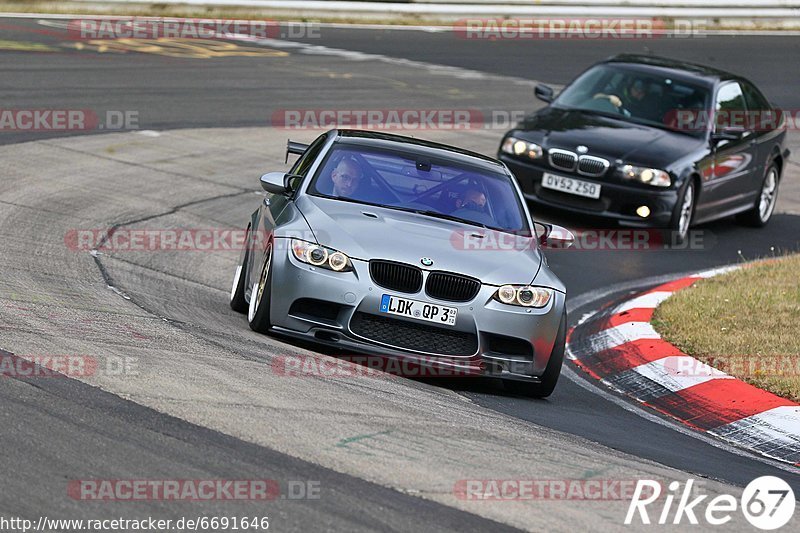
left=534, top=84, right=555, bottom=104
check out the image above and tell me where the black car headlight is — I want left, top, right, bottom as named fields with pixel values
left=291, top=239, right=353, bottom=272
left=501, top=136, right=543, bottom=160
left=494, top=285, right=553, bottom=308
left=618, top=164, right=671, bottom=187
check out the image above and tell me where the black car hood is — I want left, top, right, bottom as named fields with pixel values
left=513, top=106, right=706, bottom=169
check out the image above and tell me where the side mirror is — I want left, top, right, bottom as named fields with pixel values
left=538, top=223, right=574, bottom=249
left=260, top=172, right=290, bottom=194
left=534, top=84, right=555, bottom=104
left=711, top=126, right=748, bottom=144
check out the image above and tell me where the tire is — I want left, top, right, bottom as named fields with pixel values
left=229, top=228, right=250, bottom=313
left=670, top=179, right=695, bottom=245
left=503, top=309, right=566, bottom=399
left=247, top=244, right=273, bottom=333
left=736, top=163, right=779, bottom=227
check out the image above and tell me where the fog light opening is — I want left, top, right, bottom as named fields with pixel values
left=636, top=205, right=651, bottom=218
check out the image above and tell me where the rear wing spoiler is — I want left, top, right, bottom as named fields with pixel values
left=285, top=140, right=309, bottom=163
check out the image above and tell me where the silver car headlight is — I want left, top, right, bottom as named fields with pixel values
left=501, top=136, right=543, bottom=160
left=618, top=164, right=671, bottom=187
left=494, top=285, right=553, bottom=308
left=291, top=239, right=353, bottom=272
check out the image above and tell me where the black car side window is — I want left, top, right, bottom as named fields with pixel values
left=742, top=81, right=775, bottom=131
left=715, top=82, right=746, bottom=131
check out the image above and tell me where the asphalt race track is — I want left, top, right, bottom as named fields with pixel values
left=1, top=15, right=799, bottom=531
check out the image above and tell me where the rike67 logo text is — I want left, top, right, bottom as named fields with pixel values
left=626, top=477, right=795, bottom=530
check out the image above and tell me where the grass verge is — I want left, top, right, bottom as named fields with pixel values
left=653, top=254, right=800, bottom=402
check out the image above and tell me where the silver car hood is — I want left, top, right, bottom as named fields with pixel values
left=296, top=195, right=542, bottom=286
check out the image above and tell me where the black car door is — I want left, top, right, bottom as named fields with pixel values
left=741, top=80, right=778, bottom=196
left=703, top=81, right=759, bottom=213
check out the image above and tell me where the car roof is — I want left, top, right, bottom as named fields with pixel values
left=603, top=54, right=736, bottom=86
left=332, top=129, right=507, bottom=173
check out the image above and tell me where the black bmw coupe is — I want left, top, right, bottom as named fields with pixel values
left=499, top=54, right=790, bottom=241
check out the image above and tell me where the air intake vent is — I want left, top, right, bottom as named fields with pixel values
left=350, top=312, right=478, bottom=356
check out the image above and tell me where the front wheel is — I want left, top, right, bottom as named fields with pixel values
left=737, top=163, right=779, bottom=227
left=670, top=180, right=695, bottom=245
left=229, top=228, right=250, bottom=313
left=503, top=309, right=566, bottom=399
left=248, top=244, right=273, bottom=333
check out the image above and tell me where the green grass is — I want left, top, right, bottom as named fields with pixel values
left=653, top=254, right=800, bottom=402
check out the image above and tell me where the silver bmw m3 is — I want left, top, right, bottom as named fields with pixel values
left=230, top=129, right=574, bottom=397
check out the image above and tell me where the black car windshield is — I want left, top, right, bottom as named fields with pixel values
left=308, top=145, right=529, bottom=233
left=553, top=64, right=711, bottom=136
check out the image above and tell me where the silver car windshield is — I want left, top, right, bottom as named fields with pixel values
left=308, top=145, right=530, bottom=234
left=554, top=64, right=711, bottom=136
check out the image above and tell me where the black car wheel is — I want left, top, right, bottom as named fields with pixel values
left=670, top=180, right=695, bottom=244
left=248, top=244, right=273, bottom=333
left=737, top=163, right=779, bottom=227
left=229, top=226, right=250, bottom=313
left=503, top=309, right=566, bottom=399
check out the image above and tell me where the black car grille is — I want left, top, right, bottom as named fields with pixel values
left=577, top=156, right=609, bottom=177
left=350, top=312, right=478, bottom=356
left=548, top=150, right=577, bottom=171
left=426, top=272, right=481, bottom=302
left=549, top=148, right=609, bottom=178
left=369, top=260, right=422, bottom=293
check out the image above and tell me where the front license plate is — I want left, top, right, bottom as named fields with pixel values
left=542, top=172, right=601, bottom=199
left=379, top=294, right=457, bottom=326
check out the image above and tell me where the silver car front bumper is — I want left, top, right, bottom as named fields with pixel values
left=264, top=241, right=566, bottom=381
